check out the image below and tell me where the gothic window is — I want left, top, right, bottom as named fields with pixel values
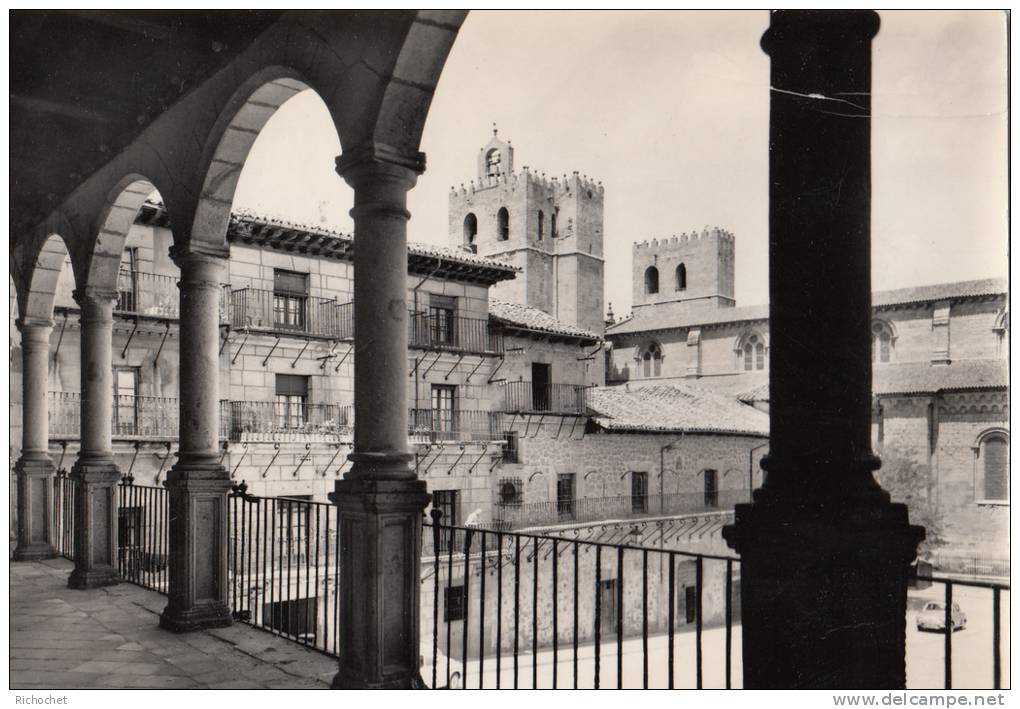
left=551, top=210, right=558, bottom=238
left=485, top=148, right=502, bottom=177
left=644, top=266, right=659, bottom=295
left=676, top=263, right=687, bottom=291
left=871, top=321, right=894, bottom=363
left=463, top=213, right=477, bottom=253
left=994, top=310, right=1009, bottom=357
left=537, top=210, right=544, bottom=241
left=737, top=333, right=766, bottom=371
left=977, top=431, right=1008, bottom=502
left=497, top=207, right=510, bottom=241
left=641, top=342, right=662, bottom=378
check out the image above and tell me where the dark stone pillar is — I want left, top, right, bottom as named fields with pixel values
left=331, top=145, right=430, bottom=689
left=13, top=317, right=58, bottom=561
left=722, top=10, right=924, bottom=689
left=68, top=288, right=121, bottom=589
left=159, top=252, right=233, bottom=632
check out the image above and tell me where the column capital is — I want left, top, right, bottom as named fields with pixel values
left=72, top=286, right=118, bottom=307
left=761, top=10, right=880, bottom=56
left=335, top=141, right=423, bottom=190
left=169, top=245, right=230, bottom=270
left=171, top=249, right=226, bottom=288
left=16, top=316, right=54, bottom=335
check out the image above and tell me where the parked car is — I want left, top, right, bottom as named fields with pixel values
left=916, top=601, right=967, bottom=632
left=420, top=648, right=463, bottom=688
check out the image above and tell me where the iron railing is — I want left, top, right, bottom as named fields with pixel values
left=227, top=483, right=341, bottom=657
left=117, top=478, right=170, bottom=593
left=47, top=392, right=230, bottom=440
left=227, top=401, right=352, bottom=441
left=410, top=409, right=506, bottom=443
left=493, top=492, right=748, bottom=530
left=53, top=469, right=77, bottom=561
left=409, top=311, right=503, bottom=355
left=115, top=270, right=180, bottom=318
left=503, top=382, right=588, bottom=415
left=229, top=287, right=352, bottom=339
left=929, top=553, right=1010, bottom=579
left=421, top=513, right=741, bottom=689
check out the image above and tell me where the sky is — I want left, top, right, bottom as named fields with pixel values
left=234, top=10, right=1008, bottom=318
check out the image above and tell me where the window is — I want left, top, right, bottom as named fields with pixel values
left=275, top=374, right=309, bottom=430
left=116, top=247, right=138, bottom=313
left=631, top=472, right=648, bottom=513
left=276, top=495, right=311, bottom=558
left=502, top=431, right=520, bottom=464
left=498, top=477, right=523, bottom=505
left=486, top=148, right=502, bottom=177
left=557, top=473, right=575, bottom=520
left=463, top=213, right=478, bottom=253
left=551, top=210, right=558, bottom=238
left=429, top=295, right=456, bottom=346
left=641, top=342, right=662, bottom=378
left=703, top=469, right=718, bottom=507
left=273, top=270, right=308, bottom=331
left=531, top=362, right=551, bottom=411
left=644, top=266, right=659, bottom=295
left=738, top=333, right=766, bottom=371
left=432, top=489, right=459, bottom=553
left=872, top=321, right=894, bottom=363
left=497, top=207, right=510, bottom=241
left=978, top=432, right=1008, bottom=501
left=444, top=585, right=466, bottom=622
left=537, top=210, right=544, bottom=241
left=676, top=263, right=687, bottom=291
left=431, top=385, right=456, bottom=440
left=112, top=368, right=138, bottom=435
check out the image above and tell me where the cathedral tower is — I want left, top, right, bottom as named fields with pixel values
left=631, top=228, right=736, bottom=318
left=448, top=129, right=605, bottom=336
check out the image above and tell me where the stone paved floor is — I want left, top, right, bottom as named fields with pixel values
left=11, top=558, right=336, bottom=689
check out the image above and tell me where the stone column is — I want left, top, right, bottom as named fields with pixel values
left=331, top=145, right=430, bottom=689
left=68, top=288, right=121, bottom=589
left=13, top=317, right=58, bottom=561
left=722, top=11, right=923, bottom=688
left=160, top=251, right=233, bottom=632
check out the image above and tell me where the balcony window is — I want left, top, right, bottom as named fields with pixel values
left=273, top=270, right=308, bottom=331
left=432, top=489, right=459, bottom=553
left=275, top=374, right=309, bottom=430
left=631, top=471, right=648, bottom=513
left=703, top=469, right=718, bottom=507
left=444, top=585, right=466, bottom=622
left=112, top=368, right=138, bottom=435
left=116, top=247, right=138, bottom=312
left=557, top=473, right=575, bottom=520
left=429, top=295, right=457, bottom=346
left=276, top=495, right=311, bottom=559
left=431, top=385, right=456, bottom=438
left=502, top=431, right=520, bottom=464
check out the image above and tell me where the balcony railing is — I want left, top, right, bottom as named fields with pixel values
left=409, top=311, right=503, bottom=355
left=493, top=491, right=750, bottom=530
left=410, top=409, right=506, bottom=443
left=503, top=381, right=588, bottom=415
left=227, top=401, right=352, bottom=442
left=45, top=482, right=1010, bottom=689
left=229, top=287, right=353, bottom=339
left=115, top=270, right=180, bottom=318
left=47, top=392, right=225, bottom=440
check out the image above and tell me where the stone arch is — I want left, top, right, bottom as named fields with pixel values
left=84, top=176, right=162, bottom=295
left=19, top=233, right=76, bottom=323
left=644, top=266, right=659, bottom=295
left=187, top=67, right=319, bottom=255
left=463, top=212, right=478, bottom=252
left=973, top=427, right=1009, bottom=502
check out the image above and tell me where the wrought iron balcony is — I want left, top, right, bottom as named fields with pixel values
left=409, top=409, right=506, bottom=443
left=226, top=401, right=353, bottom=442
left=492, top=491, right=750, bottom=530
left=228, top=287, right=353, bottom=339
left=115, top=270, right=180, bottom=318
left=47, top=392, right=228, bottom=440
left=409, top=311, right=503, bottom=355
left=503, top=381, right=589, bottom=415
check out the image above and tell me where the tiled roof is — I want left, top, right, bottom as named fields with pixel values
left=606, top=278, right=1007, bottom=337
left=587, top=384, right=769, bottom=436
left=489, top=300, right=601, bottom=343
left=135, top=201, right=519, bottom=286
left=728, top=359, right=1007, bottom=403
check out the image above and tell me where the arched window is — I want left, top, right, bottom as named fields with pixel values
left=736, top=332, right=767, bottom=371
left=497, top=207, right=510, bottom=241
left=994, top=310, right=1009, bottom=357
left=551, top=211, right=557, bottom=238
left=644, top=266, right=659, bottom=295
left=640, top=342, right=662, bottom=378
left=463, top=213, right=478, bottom=253
left=977, top=431, right=1009, bottom=501
left=486, top=149, right=502, bottom=177
left=871, top=320, right=895, bottom=363
left=537, top=210, right=544, bottom=241
left=676, top=263, right=687, bottom=291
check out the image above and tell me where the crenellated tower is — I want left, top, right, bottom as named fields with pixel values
left=631, top=227, right=736, bottom=318
left=448, top=129, right=605, bottom=336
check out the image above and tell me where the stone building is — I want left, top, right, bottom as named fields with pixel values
left=607, top=233, right=1008, bottom=569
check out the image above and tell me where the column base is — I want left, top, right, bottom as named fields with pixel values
left=723, top=491, right=924, bottom=689
left=159, top=602, right=233, bottom=633
left=330, top=477, right=430, bottom=690
left=67, top=457, right=121, bottom=590
left=13, top=453, right=58, bottom=561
